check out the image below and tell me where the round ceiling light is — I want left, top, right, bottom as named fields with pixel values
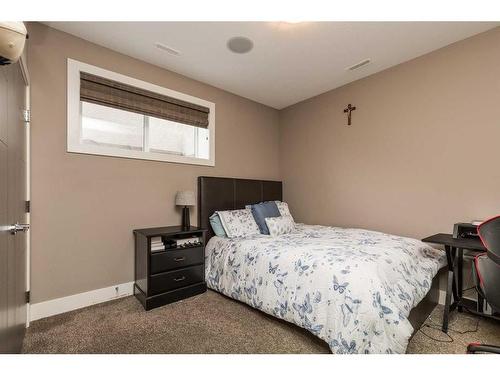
left=227, top=36, right=254, bottom=54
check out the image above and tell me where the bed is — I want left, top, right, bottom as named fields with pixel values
left=198, top=176, right=446, bottom=354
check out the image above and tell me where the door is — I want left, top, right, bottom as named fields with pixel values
left=0, top=60, right=28, bottom=353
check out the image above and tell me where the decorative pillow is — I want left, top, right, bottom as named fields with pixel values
left=265, top=216, right=296, bottom=236
left=275, top=201, right=294, bottom=222
left=250, top=201, right=281, bottom=235
left=217, top=208, right=260, bottom=238
left=209, top=213, right=227, bottom=238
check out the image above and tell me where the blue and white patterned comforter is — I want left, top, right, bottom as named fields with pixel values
left=205, top=224, right=446, bottom=354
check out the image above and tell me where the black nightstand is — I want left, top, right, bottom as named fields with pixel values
left=133, top=225, right=207, bottom=310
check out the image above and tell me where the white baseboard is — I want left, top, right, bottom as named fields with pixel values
left=30, top=281, right=134, bottom=322
left=438, top=289, right=446, bottom=305
left=24, top=285, right=461, bottom=322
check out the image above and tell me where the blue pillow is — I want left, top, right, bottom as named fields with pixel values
left=250, top=201, right=281, bottom=235
left=209, top=213, right=227, bottom=238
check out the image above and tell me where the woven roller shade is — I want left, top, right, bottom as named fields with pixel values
left=80, top=72, right=210, bottom=128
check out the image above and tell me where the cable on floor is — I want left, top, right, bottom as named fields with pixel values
left=416, top=306, right=480, bottom=343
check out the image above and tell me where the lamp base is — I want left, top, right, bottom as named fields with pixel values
left=181, top=206, right=190, bottom=231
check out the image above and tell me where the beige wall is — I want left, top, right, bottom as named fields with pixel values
left=27, top=23, right=280, bottom=303
left=280, top=27, right=500, bottom=240
left=29, top=23, right=500, bottom=304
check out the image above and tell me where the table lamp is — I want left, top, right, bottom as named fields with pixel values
left=175, top=191, right=195, bottom=230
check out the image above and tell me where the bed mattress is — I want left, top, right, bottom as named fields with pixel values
left=205, top=223, right=445, bottom=354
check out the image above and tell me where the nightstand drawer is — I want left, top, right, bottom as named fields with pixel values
left=149, top=265, right=204, bottom=294
left=150, top=246, right=204, bottom=274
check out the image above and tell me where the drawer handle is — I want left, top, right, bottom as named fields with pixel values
left=173, top=276, right=186, bottom=282
left=173, top=257, right=185, bottom=262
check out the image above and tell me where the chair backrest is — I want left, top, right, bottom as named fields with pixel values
left=478, top=216, right=500, bottom=265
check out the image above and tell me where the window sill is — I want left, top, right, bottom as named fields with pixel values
left=67, top=143, right=215, bottom=167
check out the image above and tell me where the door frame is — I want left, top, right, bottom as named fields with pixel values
left=19, top=52, right=30, bottom=328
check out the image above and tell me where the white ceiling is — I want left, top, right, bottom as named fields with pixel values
left=45, top=22, right=498, bottom=109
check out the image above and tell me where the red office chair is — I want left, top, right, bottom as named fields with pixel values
left=467, top=216, right=500, bottom=354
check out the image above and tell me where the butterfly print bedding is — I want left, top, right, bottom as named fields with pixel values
left=205, top=223, right=445, bottom=354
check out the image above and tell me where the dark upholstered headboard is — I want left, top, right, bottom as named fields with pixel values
left=198, top=176, right=282, bottom=241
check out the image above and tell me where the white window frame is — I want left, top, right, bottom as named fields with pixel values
left=67, top=58, right=215, bottom=166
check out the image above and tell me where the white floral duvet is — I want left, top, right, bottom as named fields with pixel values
left=205, top=224, right=446, bottom=354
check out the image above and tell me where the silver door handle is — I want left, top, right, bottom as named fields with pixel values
left=7, top=223, right=30, bottom=235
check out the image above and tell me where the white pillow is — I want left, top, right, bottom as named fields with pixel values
left=265, top=215, right=296, bottom=236
left=275, top=201, right=294, bottom=222
left=217, top=208, right=260, bottom=238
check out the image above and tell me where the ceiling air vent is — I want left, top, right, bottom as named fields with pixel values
left=155, top=42, right=181, bottom=56
left=346, top=58, right=371, bottom=71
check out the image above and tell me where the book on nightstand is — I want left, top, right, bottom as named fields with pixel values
left=150, top=236, right=165, bottom=252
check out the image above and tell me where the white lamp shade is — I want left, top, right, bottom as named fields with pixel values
left=175, top=191, right=195, bottom=206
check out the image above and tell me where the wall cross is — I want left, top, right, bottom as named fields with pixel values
left=343, top=104, right=356, bottom=126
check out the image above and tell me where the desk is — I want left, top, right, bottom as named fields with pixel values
left=421, top=233, right=486, bottom=333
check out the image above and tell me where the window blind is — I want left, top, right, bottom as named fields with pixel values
left=80, top=72, right=210, bottom=128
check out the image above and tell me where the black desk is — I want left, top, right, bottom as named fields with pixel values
left=422, top=233, right=486, bottom=333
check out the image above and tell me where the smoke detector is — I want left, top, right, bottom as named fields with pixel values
left=227, top=36, right=254, bottom=54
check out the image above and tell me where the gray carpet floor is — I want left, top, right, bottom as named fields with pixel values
left=22, top=290, right=500, bottom=354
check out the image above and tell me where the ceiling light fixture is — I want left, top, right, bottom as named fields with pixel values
left=155, top=42, right=181, bottom=56
left=227, top=36, right=254, bottom=54
left=346, top=58, right=371, bottom=71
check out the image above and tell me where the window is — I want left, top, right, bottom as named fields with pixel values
left=67, top=59, right=215, bottom=166
left=80, top=102, right=210, bottom=158
left=81, top=102, right=144, bottom=151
